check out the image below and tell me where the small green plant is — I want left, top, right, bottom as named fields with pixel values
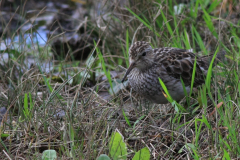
left=42, top=150, right=57, bottom=160
left=109, top=130, right=127, bottom=160
left=97, top=130, right=150, bottom=160
left=132, top=147, right=150, bottom=160
left=96, top=154, right=111, bottom=160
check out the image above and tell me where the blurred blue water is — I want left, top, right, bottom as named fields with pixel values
left=13, top=27, right=48, bottom=46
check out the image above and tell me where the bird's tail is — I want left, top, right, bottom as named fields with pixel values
left=198, top=50, right=226, bottom=71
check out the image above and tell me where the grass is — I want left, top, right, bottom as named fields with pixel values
left=0, top=0, right=240, bottom=159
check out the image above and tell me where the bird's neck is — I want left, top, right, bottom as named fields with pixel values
left=136, top=64, right=153, bottom=73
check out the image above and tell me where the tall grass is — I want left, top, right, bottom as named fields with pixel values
left=0, top=0, right=239, bottom=159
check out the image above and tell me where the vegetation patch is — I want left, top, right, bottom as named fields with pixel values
left=0, top=0, right=239, bottom=159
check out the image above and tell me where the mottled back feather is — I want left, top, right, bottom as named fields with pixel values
left=153, top=48, right=217, bottom=87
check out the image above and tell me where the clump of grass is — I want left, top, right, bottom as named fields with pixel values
left=0, top=0, right=240, bottom=159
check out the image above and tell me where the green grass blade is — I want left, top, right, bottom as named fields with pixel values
left=193, top=0, right=200, bottom=18
left=223, top=149, right=231, bottom=160
left=190, top=57, right=197, bottom=97
left=24, top=93, right=29, bottom=117
left=158, top=78, right=173, bottom=103
left=122, top=109, right=131, bottom=127
left=205, top=46, right=219, bottom=90
left=180, top=77, right=189, bottom=106
left=133, top=115, right=145, bottom=129
left=29, top=92, right=33, bottom=110
left=207, top=0, right=221, bottom=13
left=94, top=41, right=113, bottom=91
left=192, top=25, right=207, bottom=54
left=126, top=7, right=151, bottom=28
left=159, top=78, right=186, bottom=112
left=126, top=7, right=160, bottom=37
left=202, top=8, right=218, bottom=38
left=183, top=28, right=191, bottom=49
left=160, top=10, right=173, bottom=36
left=98, top=55, right=112, bottom=90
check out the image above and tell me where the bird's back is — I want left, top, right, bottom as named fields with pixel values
left=153, top=47, right=222, bottom=87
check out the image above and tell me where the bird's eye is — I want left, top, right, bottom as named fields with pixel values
left=142, top=52, right=146, bottom=56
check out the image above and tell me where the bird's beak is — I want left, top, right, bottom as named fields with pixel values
left=121, top=62, right=135, bottom=83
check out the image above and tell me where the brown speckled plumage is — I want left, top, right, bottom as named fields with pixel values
left=122, top=41, right=224, bottom=104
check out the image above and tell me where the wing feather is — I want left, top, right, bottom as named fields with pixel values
left=154, top=48, right=209, bottom=87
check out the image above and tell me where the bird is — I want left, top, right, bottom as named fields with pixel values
left=122, top=41, right=224, bottom=104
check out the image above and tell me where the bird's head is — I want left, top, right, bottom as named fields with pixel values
left=122, top=41, right=154, bottom=82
